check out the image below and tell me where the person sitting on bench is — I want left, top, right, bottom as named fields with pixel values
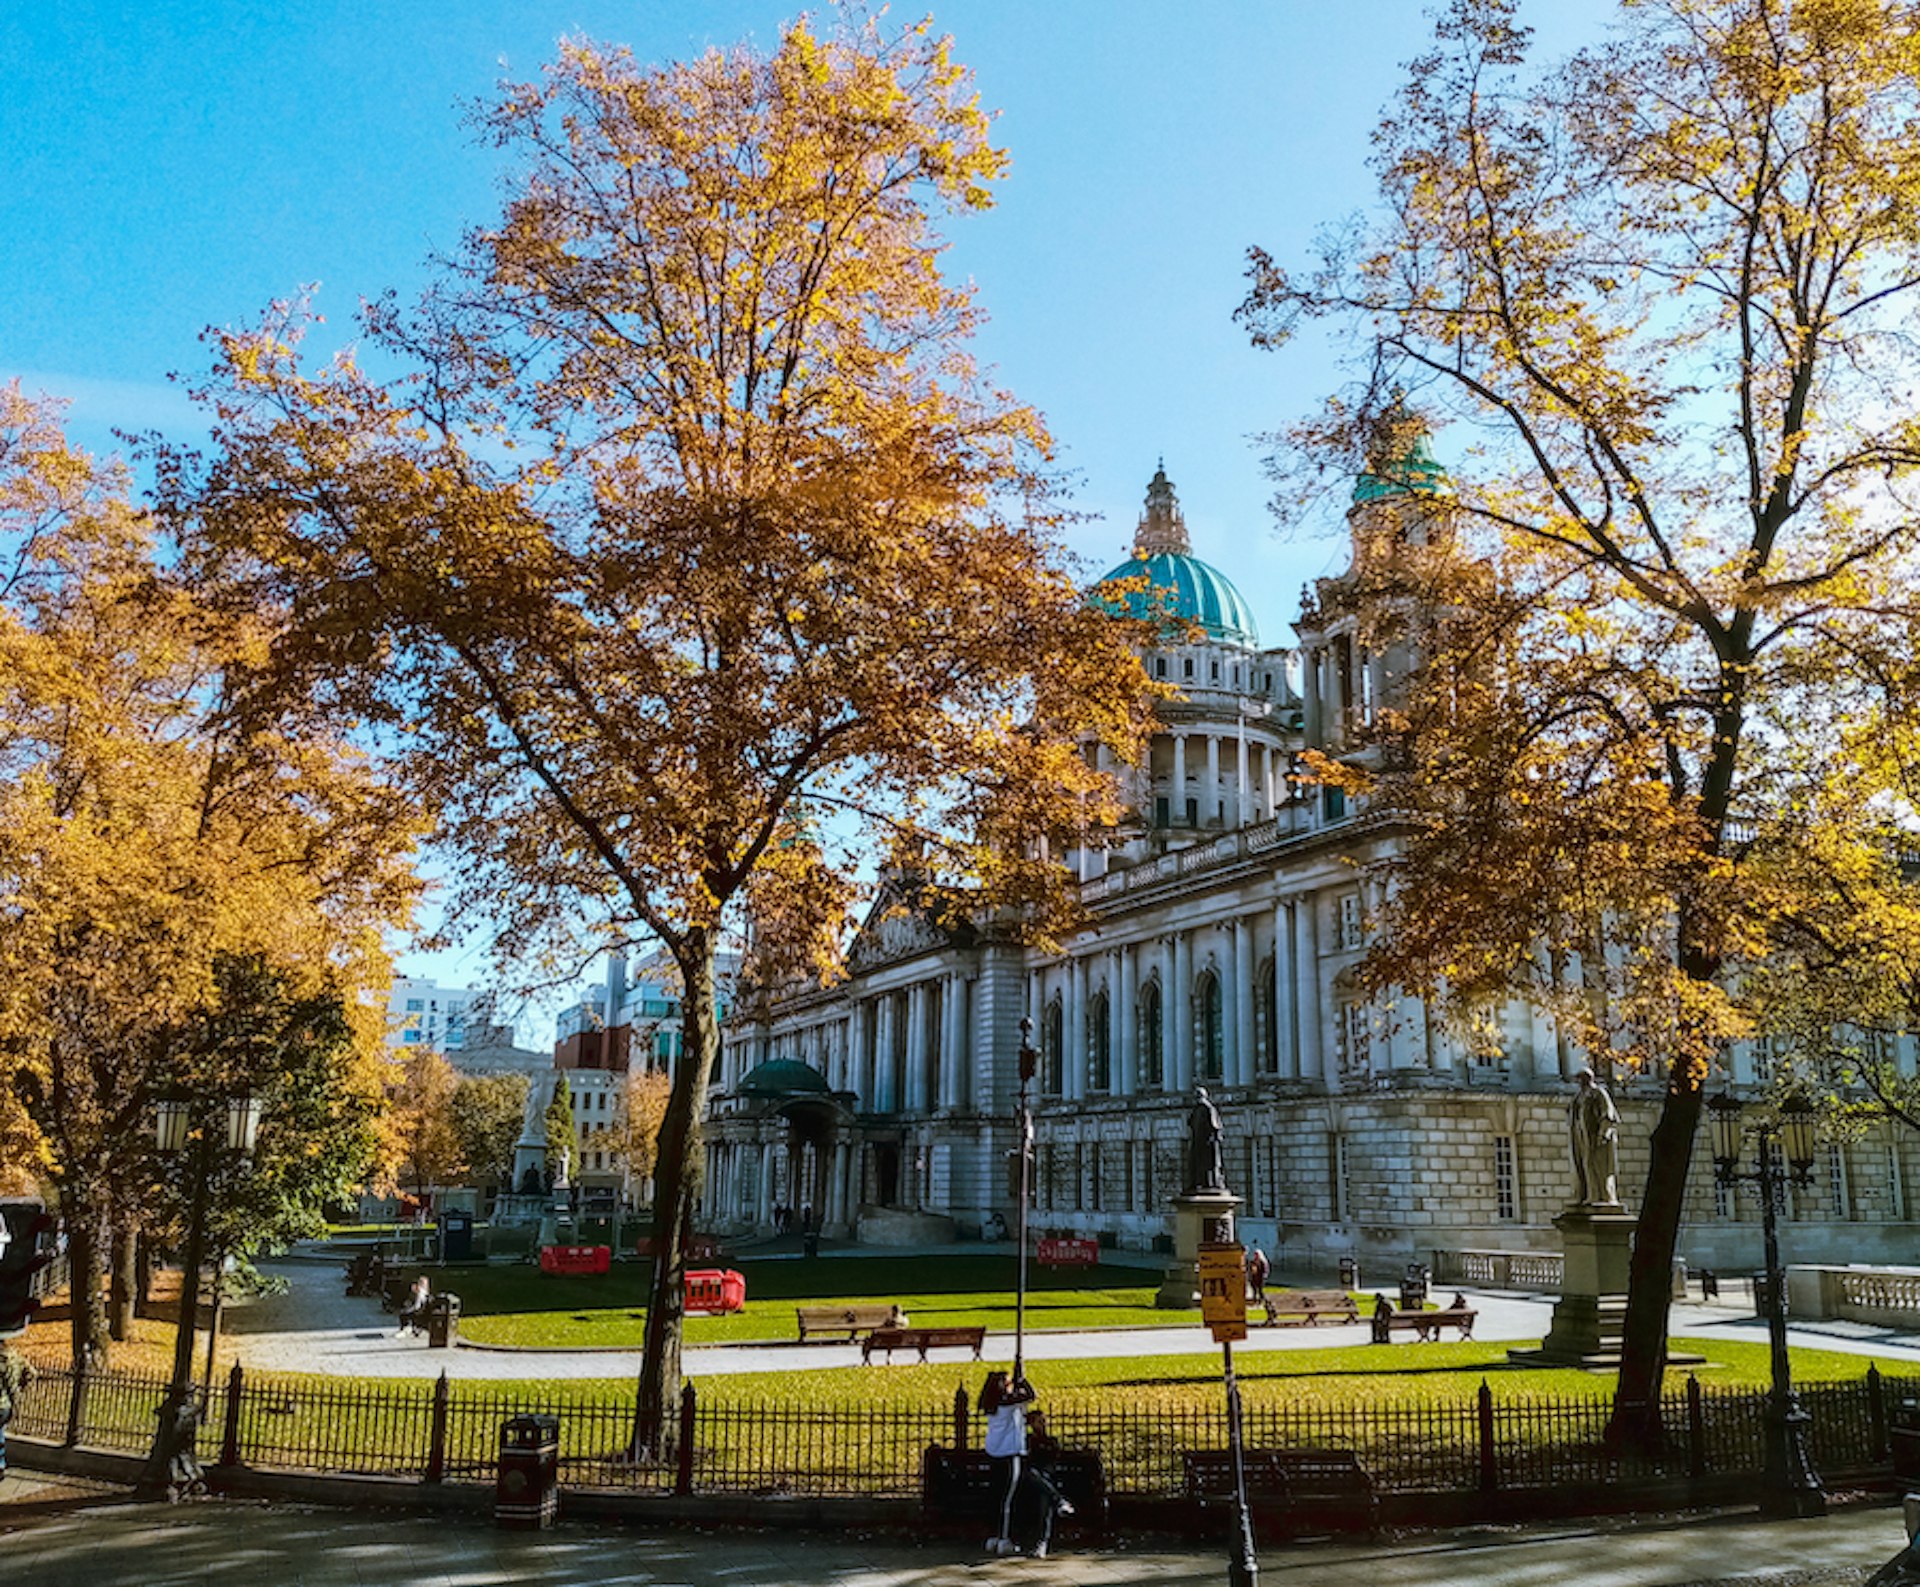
left=395, top=1274, right=431, bottom=1337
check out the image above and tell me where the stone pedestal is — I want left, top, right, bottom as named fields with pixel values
left=1510, top=1205, right=1633, bottom=1367
left=1156, top=1191, right=1241, bottom=1309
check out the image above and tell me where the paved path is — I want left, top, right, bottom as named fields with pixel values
left=223, top=1260, right=1920, bottom=1380
left=0, top=1479, right=1915, bottom=1585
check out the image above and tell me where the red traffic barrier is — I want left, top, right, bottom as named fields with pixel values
left=1037, top=1237, right=1099, bottom=1267
left=538, top=1244, right=612, bottom=1276
left=684, top=1268, right=746, bottom=1314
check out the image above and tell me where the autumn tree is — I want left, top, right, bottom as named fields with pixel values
left=543, top=1073, right=578, bottom=1181
left=1240, top=0, right=1920, bottom=1446
left=0, top=384, right=419, bottom=1363
left=450, top=1072, right=531, bottom=1189
left=171, top=19, right=1151, bottom=1449
left=619, top=1067, right=675, bottom=1196
left=386, top=1046, right=463, bottom=1199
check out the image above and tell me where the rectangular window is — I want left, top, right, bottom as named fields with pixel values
left=1829, top=1144, right=1852, bottom=1221
left=405, top=999, right=425, bottom=1012
left=1341, top=1003, right=1371, bottom=1075
left=1338, top=894, right=1364, bottom=950
left=1090, top=1143, right=1102, bottom=1212
left=1714, top=1174, right=1733, bottom=1220
left=1330, top=1132, right=1350, bottom=1221
left=1494, top=1136, right=1517, bottom=1221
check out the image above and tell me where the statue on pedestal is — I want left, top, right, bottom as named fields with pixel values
left=1186, top=1087, right=1227, bottom=1195
left=1569, top=1068, right=1621, bottom=1207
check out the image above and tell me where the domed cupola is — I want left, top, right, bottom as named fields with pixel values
left=1096, top=464, right=1259, bottom=648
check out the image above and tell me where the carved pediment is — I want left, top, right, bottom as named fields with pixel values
left=847, top=876, right=966, bottom=972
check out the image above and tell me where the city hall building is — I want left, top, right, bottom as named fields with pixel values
left=703, top=433, right=1920, bottom=1272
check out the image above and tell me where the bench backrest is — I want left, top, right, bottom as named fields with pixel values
left=799, top=1304, right=901, bottom=1326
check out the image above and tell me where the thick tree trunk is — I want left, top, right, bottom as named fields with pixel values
left=109, top=1219, right=136, bottom=1342
left=66, top=1193, right=111, bottom=1367
left=632, top=928, right=718, bottom=1459
left=135, top=1231, right=154, bottom=1320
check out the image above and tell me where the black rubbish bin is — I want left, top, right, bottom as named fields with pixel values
left=496, top=1413, right=560, bottom=1529
left=428, top=1293, right=462, bottom=1349
left=442, top=1210, right=474, bottom=1263
left=1892, top=1401, right=1920, bottom=1483
left=1338, top=1256, right=1361, bottom=1291
left=1399, top=1265, right=1429, bottom=1311
left=1753, top=1271, right=1778, bottom=1319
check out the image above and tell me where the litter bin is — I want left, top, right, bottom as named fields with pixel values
left=428, top=1293, right=462, bottom=1349
left=1338, top=1255, right=1361, bottom=1291
left=1753, top=1271, right=1779, bottom=1319
left=496, top=1413, right=560, bottom=1529
left=1893, top=1401, right=1920, bottom=1483
left=442, top=1210, right=474, bottom=1263
left=1399, top=1263, right=1429, bottom=1311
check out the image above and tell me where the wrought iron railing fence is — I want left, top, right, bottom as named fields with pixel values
left=12, top=1358, right=1912, bottom=1502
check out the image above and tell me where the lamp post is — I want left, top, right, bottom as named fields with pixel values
left=1013, top=1017, right=1037, bottom=1381
left=1707, top=1091, right=1825, bottom=1520
left=142, top=1092, right=262, bottom=1500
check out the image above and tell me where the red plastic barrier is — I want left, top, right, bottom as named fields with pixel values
left=538, top=1244, right=612, bottom=1276
left=1037, top=1237, right=1099, bottom=1267
left=684, top=1268, right=747, bottom=1314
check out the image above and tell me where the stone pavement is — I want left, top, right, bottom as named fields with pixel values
left=0, top=1478, right=1914, bottom=1585
left=222, top=1258, right=1920, bottom=1381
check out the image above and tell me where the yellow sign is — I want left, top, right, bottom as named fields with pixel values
left=1197, top=1243, right=1247, bottom=1329
left=1208, top=1319, right=1249, bottom=1343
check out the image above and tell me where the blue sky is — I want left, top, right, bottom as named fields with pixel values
left=2, top=1, right=1610, bottom=1028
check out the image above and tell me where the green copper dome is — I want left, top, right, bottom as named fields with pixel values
left=737, top=1058, right=831, bottom=1097
left=1352, top=400, right=1454, bottom=504
left=1097, top=549, right=1260, bottom=647
left=1093, top=464, right=1260, bottom=648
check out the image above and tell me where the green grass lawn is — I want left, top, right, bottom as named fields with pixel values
left=439, top=1254, right=1176, bottom=1348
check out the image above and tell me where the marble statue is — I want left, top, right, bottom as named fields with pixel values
left=1569, top=1068, right=1621, bottom=1207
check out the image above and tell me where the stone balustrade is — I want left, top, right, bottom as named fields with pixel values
left=1785, top=1264, right=1920, bottom=1324
left=1434, top=1247, right=1564, bottom=1291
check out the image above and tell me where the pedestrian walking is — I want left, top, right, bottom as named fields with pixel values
left=981, top=1369, right=1035, bottom=1557
left=0, top=1341, right=34, bottom=1478
left=1245, top=1245, right=1270, bottom=1302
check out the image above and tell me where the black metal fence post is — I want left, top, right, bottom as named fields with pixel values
left=425, top=1370, right=450, bottom=1483
left=64, top=1358, right=88, bottom=1446
left=953, top=1385, right=969, bottom=1450
left=1476, top=1379, right=1497, bottom=1492
left=219, top=1361, right=244, bottom=1468
left=1869, top=1364, right=1888, bottom=1462
left=1686, top=1374, right=1705, bottom=1480
left=675, top=1382, right=697, bottom=1496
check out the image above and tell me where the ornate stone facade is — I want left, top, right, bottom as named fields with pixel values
left=704, top=450, right=1920, bottom=1272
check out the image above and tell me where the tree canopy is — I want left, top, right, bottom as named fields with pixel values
left=1241, top=0, right=1920, bottom=1444
left=169, top=19, right=1152, bottom=1448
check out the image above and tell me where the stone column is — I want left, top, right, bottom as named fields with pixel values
left=1172, top=932, right=1194, bottom=1091
left=1205, top=734, right=1221, bottom=828
left=754, top=1141, right=772, bottom=1228
left=876, top=995, right=897, bottom=1112
left=1368, top=647, right=1387, bottom=725
left=1302, top=648, right=1322, bottom=746
left=1118, top=944, right=1138, bottom=1096
left=1106, top=953, right=1125, bottom=1092
left=1233, top=917, right=1256, bottom=1086
left=852, top=1001, right=872, bottom=1106
left=1236, top=728, right=1251, bottom=828
left=1172, top=733, right=1187, bottom=825
left=1273, top=899, right=1297, bottom=1079
left=1068, top=957, right=1089, bottom=1101
left=1294, top=893, right=1328, bottom=1088
left=907, top=982, right=929, bottom=1112
left=1159, top=937, right=1177, bottom=1093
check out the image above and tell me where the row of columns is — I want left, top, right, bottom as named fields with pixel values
left=710, top=1136, right=857, bottom=1230
left=1031, top=895, right=1338, bottom=1098
left=1300, top=630, right=1390, bottom=751
left=1163, top=727, right=1289, bottom=829
left=846, top=973, right=971, bottom=1116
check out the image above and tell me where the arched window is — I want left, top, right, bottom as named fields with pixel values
left=1196, top=971, right=1224, bottom=1081
left=1140, top=981, right=1164, bottom=1088
left=1042, top=1000, right=1065, bottom=1095
left=1089, top=991, right=1111, bottom=1092
left=1260, top=956, right=1279, bottom=1073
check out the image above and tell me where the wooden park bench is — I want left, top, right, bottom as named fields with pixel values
left=861, top=1324, right=988, bottom=1365
left=1260, top=1289, right=1360, bottom=1327
left=1370, top=1304, right=1477, bottom=1343
left=796, top=1303, right=908, bottom=1341
left=1183, top=1446, right=1378, bottom=1538
left=922, top=1444, right=1108, bottom=1535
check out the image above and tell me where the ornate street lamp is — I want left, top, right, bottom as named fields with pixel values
left=1013, top=1017, right=1037, bottom=1382
left=141, top=1090, right=262, bottom=1500
left=1707, top=1090, right=1825, bottom=1520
